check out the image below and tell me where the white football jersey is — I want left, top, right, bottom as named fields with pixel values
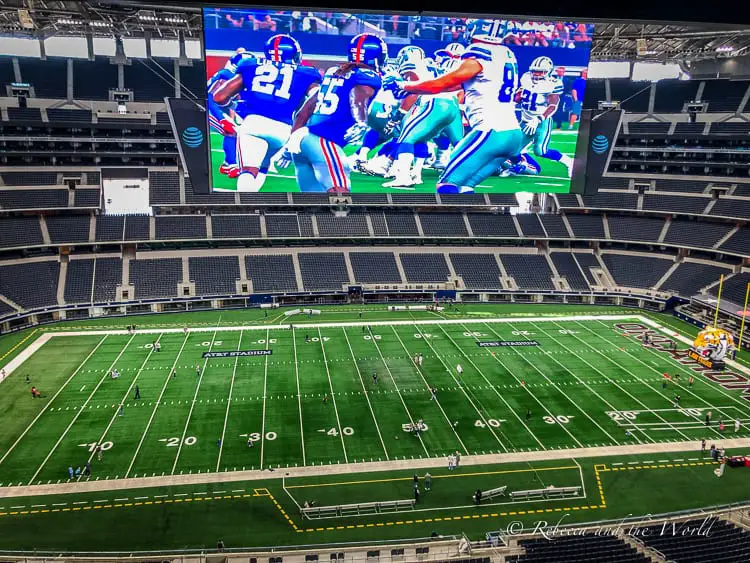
left=518, top=72, right=564, bottom=121
left=461, top=42, right=520, bottom=131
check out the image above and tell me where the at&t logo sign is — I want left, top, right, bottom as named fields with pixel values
left=591, top=134, right=609, bottom=155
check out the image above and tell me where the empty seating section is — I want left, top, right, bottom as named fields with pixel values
left=501, top=255, right=554, bottom=290
left=155, top=215, right=206, bottom=240
left=664, top=220, right=732, bottom=249
left=350, top=252, right=402, bottom=284
left=292, top=193, right=330, bottom=205
left=487, top=194, right=519, bottom=207
left=517, top=214, right=545, bottom=237
left=550, top=253, right=589, bottom=291
left=246, top=255, right=298, bottom=292
left=602, top=253, right=673, bottom=289
left=655, top=179, right=707, bottom=193
left=711, top=198, right=750, bottom=220
left=598, top=177, right=630, bottom=190
left=265, top=215, right=301, bottom=237
left=96, top=215, right=125, bottom=242
left=539, top=215, right=569, bottom=238
left=720, top=228, right=750, bottom=255
left=149, top=172, right=181, bottom=205
left=573, top=253, right=601, bottom=286
left=189, top=256, right=240, bottom=295
left=130, top=258, right=181, bottom=299
left=298, top=214, right=315, bottom=237
left=85, top=172, right=100, bottom=186
left=734, top=184, right=750, bottom=197
left=46, top=215, right=90, bottom=243
left=555, top=194, right=579, bottom=208
left=185, top=186, right=235, bottom=205
left=608, top=79, right=650, bottom=112
left=450, top=254, right=501, bottom=289
left=400, top=253, right=450, bottom=283
left=64, top=259, right=94, bottom=303
left=627, top=121, right=670, bottom=135
left=0, top=261, right=59, bottom=310
left=510, top=534, right=649, bottom=563
left=369, top=212, right=388, bottom=236
left=419, top=213, right=468, bottom=237
left=350, top=194, right=388, bottom=205
left=653, top=80, right=698, bottom=112
left=46, top=108, right=92, bottom=123
left=439, top=194, right=486, bottom=206
left=660, top=262, right=729, bottom=297
left=709, top=273, right=750, bottom=304
left=238, top=192, right=290, bottom=205
left=701, top=79, right=748, bottom=112
left=391, top=194, right=437, bottom=205
left=674, top=122, right=706, bottom=136
left=467, top=214, right=518, bottom=237
left=0, top=301, right=16, bottom=316
left=211, top=215, right=262, bottom=238
left=74, top=189, right=101, bottom=207
left=0, top=57, right=13, bottom=86
left=642, top=194, right=709, bottom=214
left=316, top=213, right=369, bottom=237
left=19, top=57, right=66, bottom=98
left=0, top=189, right=67, bottom=209
left=566, top=215, right=605, bottom=238
left=92, top=257, right=122, bottom=302
left=298, top=253, right=350, bottom=291
left=384, top=213, right=419, bottom=236
left=74, top=58, right=116, bottom=100
left=1, top=172, right=59, bottom=186
left=124, top=59, right=175, bottom=101
left=581, top=192, right=637, bottom=209
left=608, top=216, right=664, bottom=242
left=0, top=217, right=42, bottom=248
left=7, top=107, right=41, bottom=121
left=638, top=518, right=750, bottom=563
left=710, top=121, right=750, bottom=135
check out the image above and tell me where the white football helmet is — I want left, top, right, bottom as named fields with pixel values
left=529, top=56, right=554, bottom=82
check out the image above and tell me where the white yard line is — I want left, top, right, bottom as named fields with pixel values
left=365, top=326, right=430, bottom=457
left=0, top=335, right=107, bottom=467
left=124, top=333, right=190, bottom=478
left=291, top=327, right=306, bottom=466
left=84, top=333, right=164, bottom=469
left=508, top=322, right=627, bottom=445
left=260, top=329, right=270, bottom=469
left=439, top=322, right=546, bottom=451
left=341, top=328, right=389, bottom=460
left=546, top=321, right=692, bottom=442
left=170, top=328, right=220, bottom=474
left=389, top=325, right=470, bottom=455
left=408, top=323, right=507, bottom=452
left=216, top=329, right=244, bottom=472
left=317, top=328, right=348, bottom=464
left=480, top=323, right=584, bottom=448
left=27, top=334, right=137, bottom=485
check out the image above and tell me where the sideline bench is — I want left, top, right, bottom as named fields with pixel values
left=509, top=485, right=581, bottom=500
left=301, top=499, right=415, bottom=519
left=472, top=485, right=507, bottom=501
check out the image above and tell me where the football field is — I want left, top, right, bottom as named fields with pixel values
left=209, top=129, right=578, bottom=193
left=2, top=311, right=749, bottom=488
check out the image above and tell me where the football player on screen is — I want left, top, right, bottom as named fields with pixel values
left=385, top=19, right=524, bottom=194
left=514, top=56, right=574, bottom=177
left=212, top=34, right=321, bottom=192
left=207, top=48, right=254, bottom=178
left=277, top=33, right=388, bottom=194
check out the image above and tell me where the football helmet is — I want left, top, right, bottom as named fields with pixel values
left=466, top=18, right=508, bottom=44
left=264, top=34, right=302, bottom=64
left=349, top=33, right=389, bottom=72
left=529, top=56, right=554, bottom=82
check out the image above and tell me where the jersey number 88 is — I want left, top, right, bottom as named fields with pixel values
left=497, top=63, right=518, bottom=103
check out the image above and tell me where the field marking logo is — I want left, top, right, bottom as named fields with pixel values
left=182, top=126, right=204, bottom=148
left=591, top=134, right=609, bottom=155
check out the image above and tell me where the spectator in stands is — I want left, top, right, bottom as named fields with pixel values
left=569, top=69, right=587, bottom=130
left=221, top=12, right=244, bottom=29
left=573, top=23, right=591, bottom=43
left=443, top=18, right=466, bottom=42
left=257, top=14, right=277, bottom=32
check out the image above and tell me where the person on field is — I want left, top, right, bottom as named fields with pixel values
left=134, top=385, right=140, bottom=400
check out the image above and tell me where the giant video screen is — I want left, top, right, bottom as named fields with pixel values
left=204, top=9, right=594, bottom=194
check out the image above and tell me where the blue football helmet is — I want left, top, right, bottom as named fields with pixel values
left=264, top=34, right=302, bottom=64
left=466, top=19, right=508, bottom=44
left=348, top=33, right=389, bottom=72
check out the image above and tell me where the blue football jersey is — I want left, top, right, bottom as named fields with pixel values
left=234, top=58, right=321, bottom=125
left=307, top=66, right=382, bottom=146
left=207, top=68, right=236, bottom=122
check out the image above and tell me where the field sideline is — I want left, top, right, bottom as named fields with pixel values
left=0, top=304, right=749, bottom=552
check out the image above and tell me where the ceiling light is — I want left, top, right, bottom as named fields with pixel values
left=57, top=18, right=83, bottom=25
left=89, top=21, right=111, bottom=27
left=716, top=45, right=735, bottom=52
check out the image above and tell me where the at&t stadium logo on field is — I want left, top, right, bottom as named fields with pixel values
left=182, top=126, right=204, bottom=148
left=591, top=134, right=609, bottom=155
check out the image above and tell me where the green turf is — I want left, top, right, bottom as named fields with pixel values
left=208, top=129, right=577, bottom=193
left=1, top=304, right=749, bottom=552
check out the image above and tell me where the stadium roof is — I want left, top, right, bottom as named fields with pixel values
left=1, top=0, right=749, bottom=62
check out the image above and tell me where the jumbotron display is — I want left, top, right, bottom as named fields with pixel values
left=204, top=9, right=595, bottom=194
